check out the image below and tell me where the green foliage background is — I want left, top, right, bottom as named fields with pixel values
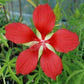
left=0, top=0, right=84, bottom=84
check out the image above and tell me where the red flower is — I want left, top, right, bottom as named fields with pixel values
left=5, top=4, right=79, bottom=80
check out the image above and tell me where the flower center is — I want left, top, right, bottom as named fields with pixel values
left=40, top=39, right=45, bottom=44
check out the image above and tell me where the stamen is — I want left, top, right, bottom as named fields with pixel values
left=41, top=40, right=45, bottom=43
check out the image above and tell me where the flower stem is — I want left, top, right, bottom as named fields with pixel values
left=56, top=76, right=59, bottom=84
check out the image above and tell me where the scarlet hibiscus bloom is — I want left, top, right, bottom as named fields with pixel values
left=5, top=4, right=79, bottom=80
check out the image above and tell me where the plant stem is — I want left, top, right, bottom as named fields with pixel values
left=76, top=29, right=81, bottom=56
left=19, top=0, right=22, bottom=22
left=7, top=1, right=11, bottom=20
left=0, top=66, right=6, bottom=84
left=11, top=1, right=14, bottom=21
left=3, top=77, right=6, bottom=84
left=56, top=76, right=59, bottom=84
left=36, top=0, right=38, bottom=6
left=3, top=5, right=8, bottom=22
left=81, top=41, right=84, bottom=57
left=47, top=0, right=48, bottom=4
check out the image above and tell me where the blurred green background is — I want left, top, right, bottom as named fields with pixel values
left=0, top=0, right=84, bottom=84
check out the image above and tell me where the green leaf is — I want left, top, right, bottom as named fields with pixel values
left=73, top=72, right=84, bottom=84
left=75, top=61, right=84, bottom=69
left=26, top=74, right=38, bottom=84
left=53, top=3, right=61, bottom=21
left=74, top=8, right=80, bottom=18
left=10, top=57, right=17, bottom=63
left=6, top=49, right=12, bottom=61
left=63, top=62, right=72, bottom=74
left=34, top=76, right=41, bottom=84
left=79, top=3, right=84, bottom=14
left=42, top=75, right=50, bottom=84
left=65, top=70, right=84, bottom=84
left=0, top=33, right=9, bottom=47
left=0, top=65, right=7, bottom=77
left=8, top=66, right=21, bottom=84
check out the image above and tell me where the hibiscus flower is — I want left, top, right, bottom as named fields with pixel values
left=5, top=4, right=79, bottom=80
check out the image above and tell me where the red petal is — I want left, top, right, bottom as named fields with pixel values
left=16, top=44, right=40, bottom=74
left=40, top=48, right=63, bottom=80
left=33, top=4, right=56, bottom=39
left=5, top=23, right=38, bottom=44
left=48, top=29, right=79, bottom=53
